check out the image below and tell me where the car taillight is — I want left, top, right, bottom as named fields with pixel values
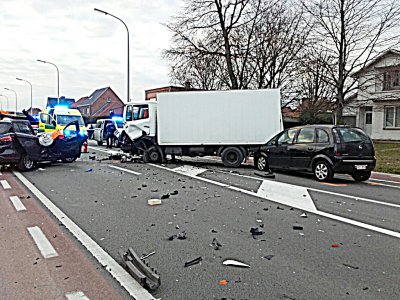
left=0, top=135, right=12, bottom=142
left=335, top=152, right=342, bottom=157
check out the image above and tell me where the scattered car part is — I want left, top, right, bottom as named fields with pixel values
left=250, top=227, right=264, bottom=235
left=184, top=257, right=202, bottom=267
left=119, top=248, right=160, bottom=291
left=293, top=224, right=303, bottom=230
left=210, top=238, right=222, bottom=250
left=222, top=260, right=250, bottom=268
left=148, top=199, right=162, bottom=206
left=140, top=251, right=156, bottom=260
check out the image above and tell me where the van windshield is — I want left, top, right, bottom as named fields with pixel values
left=56, top=115, right=85, bottom=126
left=115, top=120, right=124, bottom=128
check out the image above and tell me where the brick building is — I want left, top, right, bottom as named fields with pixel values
left=71, top=87, right=124, bottom=123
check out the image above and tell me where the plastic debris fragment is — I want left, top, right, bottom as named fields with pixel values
left=223, top=260, right=250, bottom=268
left=147, top=199, right=162, bottom=206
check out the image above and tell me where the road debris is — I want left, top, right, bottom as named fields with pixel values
left=148, top=199, right=162, bottom=206
left=119, top=248, right=160, bottom=291
left=343, top=263, right=359, bottom=270
left=184, top=257, right=202, bottom=267
left=293, top=224, right=303, bottom=230
left=300, top=212, right=308, bottom=218
left=254, top=172, right=276, bottom=179
left=89, top=155, right=96, bottom=160
left=263, top=255, right=274, bottom=261
left=38, top=168, right=46, bottom=171
left=176, top=231, right=187, bottom=240
left=223, top=260, right=250, bottom=268
left=161, top=193, right=170, bottom=199
left=210, top=238, right=222, bottom=250
left=140, top=251, right=156, bottom=260
left=170, top=190, right=179, bottom=195
left=331, top=244, right=340, bottom=248
left=85, top=168, right=93, bottom=173
left=219, top=279, right=229, bottom=286
left=250, top=227, right=264, bottom=236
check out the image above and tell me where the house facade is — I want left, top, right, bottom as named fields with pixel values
left=346, top=49, right=400, bottom=141
left=71, top=87, right=124, bottom=123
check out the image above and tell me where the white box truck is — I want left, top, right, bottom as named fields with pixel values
left=120, top=89, right=283, bottom=167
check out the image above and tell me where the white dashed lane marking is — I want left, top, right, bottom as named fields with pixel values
left=1, top=179, right=11, bottom=189
left=14, top=171, right=156, bottom=300
left=9, top=196, right=26, bottom=211
left=65, top=291, right=90, bottom=300
left=109, top=165, right=141, bottom=175
left=27, top=226, right=58, bottom=259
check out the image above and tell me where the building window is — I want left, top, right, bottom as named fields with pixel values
left=383, top=69, right=400, bottom=91
left=384, top=106, right=400, bottom=128
left=107, top=97, right=111, bottom=103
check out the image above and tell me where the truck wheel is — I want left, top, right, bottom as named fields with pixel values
left=351, top=171, right=371, bottom=182
left=254, top=153, right=269, bottom=171
left=221, top=147, right=244, bottom=168
left=17, top=155, right=35, bottom=171
left=97, top=141, right=103, bottom=146
left=313, top=160, right=333, bottom=182
left=143, top=146, right=161, bottom=163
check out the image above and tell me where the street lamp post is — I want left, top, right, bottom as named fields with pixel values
left=94, top=8, right=130, bottom=103
left=37, top=59, right=60, bottom=104
left=4, top=88, right=18, bottom=114
left=16, top=78, right=33, bottom=115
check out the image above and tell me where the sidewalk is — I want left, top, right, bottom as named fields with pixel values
left=0, top=170, right=124, bottom=300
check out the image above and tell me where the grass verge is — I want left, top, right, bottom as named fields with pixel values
left=374, top=142, right=400, bottom=175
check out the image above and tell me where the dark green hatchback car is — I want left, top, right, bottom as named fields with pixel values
left=254, top=125, right=376, bottom=182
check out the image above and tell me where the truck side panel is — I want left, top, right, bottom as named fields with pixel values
left=157, top=89, right=282, bottom=146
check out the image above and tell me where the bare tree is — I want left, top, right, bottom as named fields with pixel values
left=303, top=0, right=400, bottom=123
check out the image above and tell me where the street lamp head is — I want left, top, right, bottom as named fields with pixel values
left=94, top=8, right=108, bottom=15
left=16, top=78, right=22, bottom=81
left=37, top=59, right=46, bottom=63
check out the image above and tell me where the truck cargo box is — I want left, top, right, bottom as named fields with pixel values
left=157, top=89, right=282, bottom=146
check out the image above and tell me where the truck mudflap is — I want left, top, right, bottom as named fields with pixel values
left=119, top=248, right=161, bottom=291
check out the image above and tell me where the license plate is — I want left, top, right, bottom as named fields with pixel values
left=355, top=165, right=367, bottom=170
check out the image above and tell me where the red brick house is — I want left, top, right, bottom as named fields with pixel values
left=72, top=87, right=124, bottom=122
left=145, top=85, right=199, bottom=100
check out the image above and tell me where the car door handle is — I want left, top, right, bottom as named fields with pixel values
left=307, top=147, right=314, bottom=151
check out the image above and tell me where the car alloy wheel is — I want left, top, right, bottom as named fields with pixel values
left=314, top=161, right=333, bottom=181
left=256, top=155, right=268, bottom=171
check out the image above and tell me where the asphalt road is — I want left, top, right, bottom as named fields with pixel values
left=13, top=143, right=400, bottom=299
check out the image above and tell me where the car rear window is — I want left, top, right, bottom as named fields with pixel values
left=0, top=123, right=12, bottom=134
left=336, top=128, right=370, bottom=143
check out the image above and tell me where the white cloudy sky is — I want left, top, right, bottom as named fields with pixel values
left=0, top=0, right=183, bottom=111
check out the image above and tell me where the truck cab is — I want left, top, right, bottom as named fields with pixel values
left=123, top=102, right=157, bottom=141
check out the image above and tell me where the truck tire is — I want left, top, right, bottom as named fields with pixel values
left=221, top=147, right=244, bottom=168
left=143, top=146, right=162, bottom=163
left=254, top=153, right=269, bottom=171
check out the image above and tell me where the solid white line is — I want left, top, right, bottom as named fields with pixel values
left=14, top=171, right=156, bottom=300
left=307, top=188, right=400, bottom=208
left=369, top=178, right=400, bottom=185
left=65, top=291, right=90, bottom=300
left=27, top=226, right=58, bottom=259
left=1, top=179, right=11, bottom=189
left=9, top=196, right=26, bottom=211
left=149, top=164, right=400, bottom=239
left=216, top=169, right=400, bottom=209
left=109, top=165, right=141, bottom=175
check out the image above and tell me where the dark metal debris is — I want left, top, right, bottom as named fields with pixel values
left=119, top=248, right=160, bottom=291
left=293, top=225, right=303, bottom=230
left=250, top=227, right=264, bottom=235
left=263, top=255, right=274, bottom=261
left=184, top=257, right=202, bottom=267
left=210, top=238, right=222, bottom=250
left=343, top=263, right=359, bottom=270
left=161, top=193, right=170, bottom=199
left=254, top=172, right=276, bottom=179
